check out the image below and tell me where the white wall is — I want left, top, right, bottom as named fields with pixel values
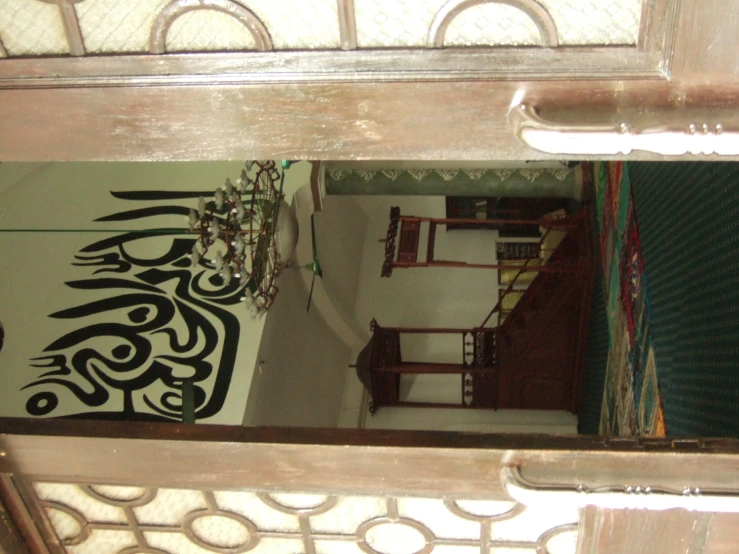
left=341, top=195, right=502, bottom=427
left=0, top=163, right=50, bottom=196
left=243, top=194, right=367, bottom=427
left=312, top=196, right=368, bottom=316
left=243, top=267, right=350, bottom=428
left=352, top=195, right=500, bottom=340
left=0, top=161, right=313, bottom=424
left=337, top=359, right=577, bottom=433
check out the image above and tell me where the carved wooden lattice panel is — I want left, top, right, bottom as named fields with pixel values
left=355, top=0, right=642, bottom=47
left=0, top=0, right=643, bottom=57
left=31, top=481, right=580, bottom=554
left=0, top=0, right=70, bottom=56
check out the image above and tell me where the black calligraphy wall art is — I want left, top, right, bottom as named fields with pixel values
left=24, top=190, right=248, bottom=422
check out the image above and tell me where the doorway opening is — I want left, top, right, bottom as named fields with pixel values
left=1, top=160, right=737, bottom=440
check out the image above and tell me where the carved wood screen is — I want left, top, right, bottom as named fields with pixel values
left=2, top=2, right=738, bottom=164
left=0, top=0, right=645, bottom=57
left=0, top=0, right=677, bottom=88
left=16, top=480, right=581, bottom=554
left=4, top=421, right=739, bottom=554
left=364, top=322, right=498, bottom=413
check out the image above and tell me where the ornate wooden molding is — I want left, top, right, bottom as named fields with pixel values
left=13, top=478, right=581, bottom=554
left=502, top=465, right=739, bottom=512
left=381, top=207, right=400, bottom=278
left=0, top=48, right=662, bottom=89
left=0, top=475, right=56, bottom=554
left=510, top=103, right=739, bottom=156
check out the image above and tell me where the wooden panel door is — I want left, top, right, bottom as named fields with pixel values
left=0, top=1, right=737, bottom=162
left=3, top=419, right=739, bottom=554
left=1, top=2, right=739, bottom=554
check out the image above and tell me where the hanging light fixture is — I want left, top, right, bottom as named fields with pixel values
left=188, top=160, right=299, bottom=319
left=0, top=160, right=299, bottom=320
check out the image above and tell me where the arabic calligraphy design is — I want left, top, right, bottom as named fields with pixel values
left=25, top=190, right=245, bottom=422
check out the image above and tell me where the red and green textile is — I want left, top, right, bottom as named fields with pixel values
left=595, top=162, right=665, bottom=437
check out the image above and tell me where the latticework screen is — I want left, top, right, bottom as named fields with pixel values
left=30, top=481, right=581, bottom=554
left=0, top=0, right=643, bottom=57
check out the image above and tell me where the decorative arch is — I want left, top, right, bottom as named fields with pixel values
left=427, top=0, right=559, bottom=48
left=150, top=0, right=273, bottom=54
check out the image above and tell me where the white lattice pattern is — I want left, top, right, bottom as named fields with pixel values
left=69, top=531, right=135, bottom=554
left=0, top=0, right=643, bottom=55
left=166, top=10, right=258, bottom=52
left=75, top=0, right=170, bottom=53
left=0, top=0, right=69, bottom=55
left=34, top=482, right=581, bottom=554
left=355, top=0, right=642, bottom=47
left=355, top=0, right=443, bottom=48
left=541, top=0, right=642, bottom=45
left=75, top=0, right=339, bottom=53
left=444, top=3, right=542, bottom=46
left=241, top=0, right=341, bottom=50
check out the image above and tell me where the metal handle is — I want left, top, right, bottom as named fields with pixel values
left=509, top=104, right=739, bottom=156
left=501, top=466, right=739, bottom=512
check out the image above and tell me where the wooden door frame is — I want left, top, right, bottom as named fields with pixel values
left=2, top=417, right=739, bottom=554
left=0, top=1, right=737, bottom=162
left=1, top=3, right=739, bottom=550
left=3, top=418, right=739, bottom=498
left=3, top=77, right=739, bottom=162
left=0, top=0, right=735, bottom=479
left=1, top=2, right=739, bottom=538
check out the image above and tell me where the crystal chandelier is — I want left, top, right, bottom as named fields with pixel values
left=188, top=160, right=298, bottom=319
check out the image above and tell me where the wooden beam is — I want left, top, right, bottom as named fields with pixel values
left=377, top=362, right=488, bottom=374
left=3, top=79, right=739, bottom=162
left=426, top=221, right=437, bottom=263
left=393, top=260, right=564, bottom=271
left=671, top=0, right=739, bottom=82
left=0, top=476, right=51, bottom=554
left=401, top=216, right=551, bottom=226
left=0, top=486, right=30, bottom=554
left=704, top=513, right=739, bottom=554
left=0, top=49, right=661, bottom=88
left=3, top=419, right=739, bottom=502
left=382, top=327, right=494, bottom=334
left=579, top=505, right=713, bottom=554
